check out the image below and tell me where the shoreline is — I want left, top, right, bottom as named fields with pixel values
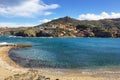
left=1, top=35, right=120, bottom=38
left=1, top=46, right=120, bottom=80
left=0, top=46, right=28, bottom=79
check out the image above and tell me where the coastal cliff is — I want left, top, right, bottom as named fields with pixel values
left=0, top=16, right=120, bottom=38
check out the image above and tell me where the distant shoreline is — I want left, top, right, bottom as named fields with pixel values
left=1, top=35, right=120, bottom=38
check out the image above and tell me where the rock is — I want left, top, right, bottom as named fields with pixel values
left=37, top=31, right=52, bottom=37
left=14, top=31, right=25, bottom=36
left=45, top=78, right=50, bottom=80
left=4, top=72, right=50, bottom=80
left=23, top=29, right=37, bottom=37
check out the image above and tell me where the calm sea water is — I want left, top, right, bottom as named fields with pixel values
left=0, top=36, right=120, bottom=69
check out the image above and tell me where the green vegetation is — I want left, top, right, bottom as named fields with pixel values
left=0, top=16, right=120, bottom=38
left=38, top=16, right=80, bottom=27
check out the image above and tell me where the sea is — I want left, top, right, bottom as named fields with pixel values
left=0, top=36, right=120, bottom=70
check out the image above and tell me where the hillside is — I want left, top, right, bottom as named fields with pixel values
left=0, top=16, right=120, bottom=37
left=36, top=16, right=120, bottom=29
left=39, top=16, right=80, bottom=27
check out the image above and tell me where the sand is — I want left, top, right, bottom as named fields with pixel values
left=0, top=46, right=28, bottom=80
left=0, top=46, right=120, bottom=80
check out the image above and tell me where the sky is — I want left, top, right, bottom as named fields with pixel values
left=0, top=0, right=120, bottom=27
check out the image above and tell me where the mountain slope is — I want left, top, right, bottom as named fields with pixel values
left=36, top=16, right=81, bottom=27
left=0, top=16, right=120, bottom=37
left=36, top=16, right=120, bottom=29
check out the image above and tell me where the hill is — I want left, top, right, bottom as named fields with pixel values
left=0, top=16, right=120, bottom=37
left=39, top=16, right=80, bottom=27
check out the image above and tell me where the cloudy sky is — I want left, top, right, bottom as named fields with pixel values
left=0, top=0, right=120, bottom=27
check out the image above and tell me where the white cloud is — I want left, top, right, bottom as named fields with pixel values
left=0, top=22, right=36, bottom=28
left=78, top=12, right=120, bottom=20
left=0, top=0, right=59, bottom=17
left=44, top=12, right=52, bottom=16
left=0, top=18, right=55, bottom=28
left=39, top=19, right=51, bottom=23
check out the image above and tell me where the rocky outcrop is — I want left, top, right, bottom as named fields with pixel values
left=5, top=70, right=59, bottom=80
left=36, top=31, right=52, bottom=37
left=14, top=31, right=25, bottom=36
left=23, top=29, right=37, bottom=37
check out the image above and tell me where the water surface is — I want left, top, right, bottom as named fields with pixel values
left=0, top=36, right=120, bottom=69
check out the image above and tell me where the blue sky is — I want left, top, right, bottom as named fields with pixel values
left=0, top=0, right=120, bottom=27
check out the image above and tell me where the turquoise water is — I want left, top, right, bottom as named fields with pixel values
left=0, top=36, right=120, bottom=69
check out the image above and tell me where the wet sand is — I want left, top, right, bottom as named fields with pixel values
left=0, top=46, right=120, bottom=80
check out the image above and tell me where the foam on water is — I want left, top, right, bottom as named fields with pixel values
left=0, top=42, right=13, bottom=45
left=9, top=36, right=17, bottom=38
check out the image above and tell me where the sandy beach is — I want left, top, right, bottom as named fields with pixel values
left=0, top=46, right=120, bottom=80
left=0, top=46, right=28, bottom=79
